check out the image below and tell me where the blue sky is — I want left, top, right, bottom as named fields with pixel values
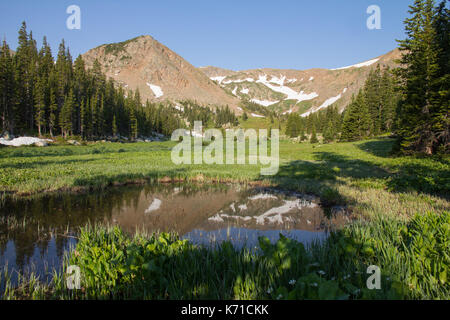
left=0, top=0, right=411, bottom=70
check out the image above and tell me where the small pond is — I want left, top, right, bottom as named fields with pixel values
left=0, top=183, right=350, bottom=284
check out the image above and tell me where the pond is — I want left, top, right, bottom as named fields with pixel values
left=0, top=183, right=350, bottom=284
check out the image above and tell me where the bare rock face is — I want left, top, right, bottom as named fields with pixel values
left=82, top=35, right=239, bottom=110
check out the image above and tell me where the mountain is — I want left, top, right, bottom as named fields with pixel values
left=82, top=34, right=401, bottom=117
left=200, top=49, right=401, bottom=116
left=82, top=35, right=240, bottom=109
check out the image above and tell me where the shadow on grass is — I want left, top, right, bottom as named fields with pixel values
left=71, top=169, right=190, bottom=189
left=356, top=138, right=396, bottom=158
left=0, top=158, right=100, bottom=170
left=261, top=148, right=449, bottom=206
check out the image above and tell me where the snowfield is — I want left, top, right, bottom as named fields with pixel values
left=331, top=58, right=380, bottom=70
left=210, top=76, right=226, bottom=84
left=256, top=74, right=318, bottom=103
left=222, top=78, right=255, bottom=84
left=146, top=83, right=164, bottom=98
left=240, top=88, right=249, bottom=95
left=0, top=137, right=53, bottom=147
left=251, top=113, right=265, bottom=118
left=301, top=93, right=342, bottom=117
left=250, top=98, right=279, bottom=107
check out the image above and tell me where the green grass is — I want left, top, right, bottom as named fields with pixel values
left=0, top=137, right=449, bottom=299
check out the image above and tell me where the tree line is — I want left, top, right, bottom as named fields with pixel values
left=0, top=22, right=238, bottom=141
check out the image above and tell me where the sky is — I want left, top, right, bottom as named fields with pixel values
left=0, top=0, right=412, bottom=70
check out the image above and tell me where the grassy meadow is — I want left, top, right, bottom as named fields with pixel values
left=0, top=136, right=449, bottom=299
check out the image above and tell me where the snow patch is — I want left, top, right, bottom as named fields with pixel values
left=210, top=76, right=226, bottom=84
left=331, top=58, right=380, bottom=70
left=250, top=98, right=279, bottom=107
left=0, top=137, right=52, bottom=147
left=146, top=83, right=164, bottom=98
left=309, top=76, right=314, bottom=81
left=251, top=113, right=265, bottom=118
left=301, top=93, right=342, bottom=117
left=238, top=204, right=248, bottom=211
left=256, top=74, right=318, bottom=102
left=240, top=88, right=249, bottom=95
left=223, top=78, right=254, bottom=84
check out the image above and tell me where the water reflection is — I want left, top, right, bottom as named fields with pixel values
left=0, top=183, right=351, bottom=282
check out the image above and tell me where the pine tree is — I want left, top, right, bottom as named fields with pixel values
left=310, top=124, right=318, bottom=143
left=432, top=0, right=450, bottom=152
left=323, top=120, right=335, bottom=143
left=48, top=88, right=57, bottom=137
left=60, top=88, right=75, bottom=138
left=0, top=40, right=16, bottom=134
left=34, top=76, right=45, bottom=136
left=112, top=115, right=118, bottom=137
left=130, top=109, right=138, bottom=140
left=396, top=0, right=446, bottom=154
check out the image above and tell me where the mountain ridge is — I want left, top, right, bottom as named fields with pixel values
left=82, top=34, right=400, bottom=117
left=200, top=49, right=401, bottom=116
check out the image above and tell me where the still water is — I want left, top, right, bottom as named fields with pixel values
left=0, top=183, right=350, bottom=281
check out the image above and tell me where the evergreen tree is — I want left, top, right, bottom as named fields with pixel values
left=396, top=0, right=448, bottom=154
left=310, top=124, right=318, bottom=143
left=48, top=88, right=57, bottom=137
left=112, top=115, right=118, bottom=137
left=60, top=88, right=75, bottom=138
left=0, top=40, right=16, bottom=133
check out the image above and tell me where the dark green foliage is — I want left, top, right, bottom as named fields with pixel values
left=310, top=124, right=318, bottom=143
left=285, top=113, right=303, bottom=137
left=395, top=0, right=450, bottom=154
left=341, top=67, right=400, bottom=142
left=341, top=91, right=370, bottom=141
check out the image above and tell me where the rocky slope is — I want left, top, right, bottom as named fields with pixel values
left=82, top=35, right=240, bottom=109
left=200, top=49, right=401, bottom=116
